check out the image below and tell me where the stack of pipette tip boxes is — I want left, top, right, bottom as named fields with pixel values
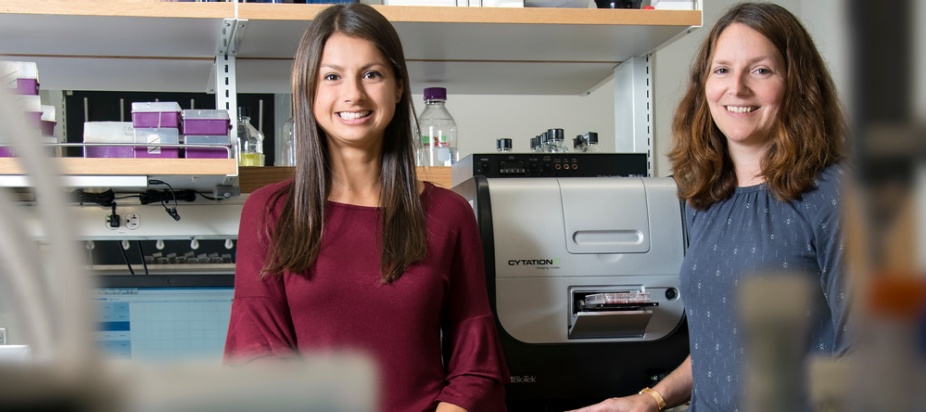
left=0, top=61, right=58, bottom=157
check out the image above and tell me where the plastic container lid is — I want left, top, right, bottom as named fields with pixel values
left=182, top=109, right=230, bottom=120
left=573, top=136, right=585, bottom=149
left=423, top=87, right=447, bottom=101
left=0, top=61, right=39, bottom=79
left=131, top=101, right=181, bottom=113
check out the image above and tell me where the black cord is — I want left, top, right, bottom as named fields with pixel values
left=148, top=179, right=181, bottom=221
left=107, top=202, right=119, bottom=229
left=119, top=242, right=135, bottom=275
left=73, top=189, right=116, bottom=206
left=136, top=240, right=150, bottom=275
left=196, top=191, right=220, bottom=201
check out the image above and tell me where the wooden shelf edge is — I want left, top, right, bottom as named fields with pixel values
left=417, top=166, right=452, bottom=189
left=0, top=157, right=237, bottom=176
left=1, top=2, right=699, bottom=27
left=237, top=4, right=700, bottom=27
left=238, top=166, right=293, bottom=193
left=0, top=1, right=234, bottom=19
left=238, top=166, right=452, bottom=194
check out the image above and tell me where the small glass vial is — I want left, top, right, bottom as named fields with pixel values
left=584, top=132, right=601, bottom=153
left=547, top=128, right=568, bottom=153
left=530, top=136, right=541, bottom=153
left=573, top=135, right=588, bottom=152
left=496, top=137, right=513, bottom=152
left=279, top=117, right=296, bottom=167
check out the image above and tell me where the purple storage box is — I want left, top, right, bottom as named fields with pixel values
left=181, top=109, right=230, bottom=136
left=131, top=102, right=181, bottom=129
left=0, top=147, right=14, bottom=158
left=24, top=111, right=42, bottom=128
left=86, top=146, right=134, bottom=158
left=40, top=105, right=56, bottom=136
left=134, top=128, right=179, bottom=159
left=41, top=120, right=55, bottom=136
left=184, top=134, right=231, bottom=159
left=83, top=122, right=135, bottom=158
left=15, top=95, right=41, bottom=127
left=15, top=78, right=39, bottom=95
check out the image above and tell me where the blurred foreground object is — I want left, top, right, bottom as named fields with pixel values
left=0, top=81, right=377, bottom=412
left=844, top=0, right=926, bottom=409
left=739, top=274, right=813, bottom=412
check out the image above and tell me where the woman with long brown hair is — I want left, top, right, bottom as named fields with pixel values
left=223, top=4, right=509, bottom=411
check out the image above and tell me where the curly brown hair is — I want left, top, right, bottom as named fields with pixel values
left=668, top=2, right=847, bottom=209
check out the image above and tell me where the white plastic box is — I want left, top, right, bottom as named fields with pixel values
left=131, top=101, right=182, bottom=129
left=384, top=0, right=524, bottom=5
left=651, top=0, right=694, bottom=10
left=383, top=0, right=457, bottom=5
left=133, top=128, right=180, bottom=158
left=83, top=122, right=135, bottom=159
left=0, top=61, right=39, bottom=95
left=181, top=109, right=230, bottom=136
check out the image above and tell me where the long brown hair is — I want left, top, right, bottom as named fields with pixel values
left=262, top=3, right=426, bottom=283
left=668, top=2, right=847, bottom=209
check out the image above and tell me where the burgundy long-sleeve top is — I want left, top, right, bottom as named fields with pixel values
left=224, top=180, right=509, bottom=412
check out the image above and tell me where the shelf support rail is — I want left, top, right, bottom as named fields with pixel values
left=613, top=55, right=654, bottom=177
left=211, top=18, right=248, bottom=190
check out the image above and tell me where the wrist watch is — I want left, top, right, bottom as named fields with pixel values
left=639, top=387, right=667, bottom=411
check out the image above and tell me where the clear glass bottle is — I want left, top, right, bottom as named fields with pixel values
left=530, top=136, right=541, bottom=153
left=237, top=107, right=264, bottom=167
left=417, top=87, right=458, bottom=167
left=584, top=132, right=601, bottom=153
left=279, top=117, right=296, bottom=167
left=547, top=128, right=568, bottom=153
left=496, top=137, right=512, bottom=152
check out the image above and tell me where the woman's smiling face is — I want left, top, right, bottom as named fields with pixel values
left=313, top=32, right=402, bottom=151
left=705, top=23, right=786, bottom=149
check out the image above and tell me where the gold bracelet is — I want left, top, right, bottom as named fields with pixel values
left=639, top=387, right=667, bottom=411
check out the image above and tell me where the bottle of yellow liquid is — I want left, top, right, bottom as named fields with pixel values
left=237, top=107, right=264, bottom=167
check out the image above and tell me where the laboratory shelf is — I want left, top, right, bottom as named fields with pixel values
left=235, top=4, right=700, bottom=95
left=0, top=1, right=233, bottom=92
left=0, top=1, right=699, bottom=194
left=0, top=1, right=700, bottom=95
left=0, top=158, right=238, bottom=192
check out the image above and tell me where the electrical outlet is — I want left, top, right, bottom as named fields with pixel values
left=0, top=328, right=7, bottom=345
left=126, top=213, right=141, bottom=230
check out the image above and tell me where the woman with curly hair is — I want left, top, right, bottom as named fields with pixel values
left=570, top=3, right=852, bottom=411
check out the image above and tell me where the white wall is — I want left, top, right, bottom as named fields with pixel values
left=651, top=0, right=849, bottom=176
left=411, top=87, right=617, bottom=157
left=431, top=0, right=847, bottom=177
